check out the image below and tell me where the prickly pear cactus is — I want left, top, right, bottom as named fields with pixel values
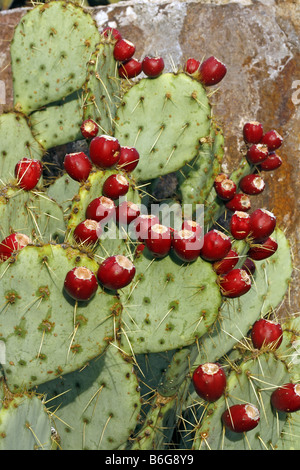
left=0, top=1, right=298, bottom=451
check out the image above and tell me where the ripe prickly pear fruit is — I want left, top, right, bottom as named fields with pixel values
left=271, top=383, right=300, bottom=413
left=243, top=121, right=264, bottom=144
left=64, top=266, right=98, bottom=301
left=192, top=362, right=226, bottom=402
left=0, top=232, right=32, bottom=262
left=97, top=255, right=136, bottom=291
left=251, top=318, right=283, bottom=350
left=64, top=152, right=92, bottom=182
left=15, top=158, right=43, bottom=191
left=200, top=230, right=231, bottom=262
left=219, top=268, right=251, bottom=298
left=222, top=404, right=260, bottom=433
left=89, top=135, right=120, bottom=169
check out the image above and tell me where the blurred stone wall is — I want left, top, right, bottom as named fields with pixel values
left=0, top=0, right=299, bottom=315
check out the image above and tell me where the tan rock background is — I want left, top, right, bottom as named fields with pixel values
left=0, top=0, right=299, bottom=315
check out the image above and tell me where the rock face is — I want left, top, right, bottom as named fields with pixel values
left=0, top=0, right=299, bottom=312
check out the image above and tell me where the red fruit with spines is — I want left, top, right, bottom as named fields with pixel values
left=246, top=144, right=269, bottom=165
left=102, top=174, right=129, bottom=200
left=242, top=257, right=256, bottom=275
left=85, top=196, right=116, bottom=224
left=73, top=219, right=102, bottom=246
left=249, top=208, right=276, bottom=242
left=118, top=58, right=142, bottom=79
left=63, top=152, right=92, bottom=182
left=101, top=27, right=122, bottom=42
left=212, top=249, right=239, bottom=275
left=145, top=224, right=172, bottom=258
left=64, top=266, right=98, bottom=302
left=172, top=229, right=202, bottom=262
left=142, top=56, right=165, bottom=78
left=181, top=219, right=202, bottom=239
left=116, top=201, right=140, bottom=225
left=15, top=158, right=43, bottom=191
left=243, top=121, right=264, bottom=144
left=251, top=318, right=283, bottom=350
left=259, top=151, right=282, bottom=171
left=113, top=39, right=135, bottom=62
left=239, top=174, right=265, bottom=195
left=271, top=383, right=300, bottom=413
left=222, top=404, right=260, bottom=433
left=219, top=268, right=252, bottom=298
left=230, top=211, right=251, bottom=240
left=0, top=233, right=31, bottom=262
left=198, top=56, right=227, bottom=86
left=247, top=236, right=278, bottom=261
left=117, top=146, right=140, bottom=173
left=89, top=135, right=120, bottom=169
left=214, top=174, right=237, bottom=201
left=97, top=254, right=136, bottom=291
left=192, top=363, right=227, bottom=402
left=80, top=119, right=99, bottom=139
left=261, top=130, right=283, bottom=151
left=133, top=214, right=160, bottom=241
left=200, top=229, right=231, bottom=262
left=225, top=193, right=251, bottom=212
left=184, top=57, right=200, bottom=75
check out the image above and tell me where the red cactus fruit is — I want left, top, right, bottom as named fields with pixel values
left=114, top=39, right=135, bottom=62
left=64, top=266, right=98, bottom=301
left=212, top=249, right=239, bottom=275
left=80, top=119, right=99, bottom=139
left=15, top=158, right=43, bottom=191
left=246, top=144, right=269, bottom=165
left=222, top=404, right=260, bottom=433
left=198, top=56, right=227, bottom=86
left=118, top=58, right=142, bottom=79
left=85, top=196, right=116, bottom=224
left=184, top=57, right=201, bottom=75
left=116, top=201, right=140, bottom=225
left=259, top=152, right=282, bottom=171
left=271, top=383, right=300, bottom=413
left=242, top=257, right=256, bottom=275
left=172, top=229, right=202, bottom=262
left=200, top=229, right=231, bottom=262
left=261, top=130, right=283, bottom=151
left=249, top=208, right=276, bottom=242
left=219, top=268, right=252, bottom=298
left=192, top=363, right=227, bottom=402
left=64, top=152, right=92, bottom=182
left=101, top=27, right=122, bottom=42
left=117, top=146, right=140, bottom=172
left=133, top=214, right=160, bottom=241
left=247, top=236, right=278, bottom=261
left=102, top=174, right=129, bottom=200
left=181, top=219, right=202, bottom=238
left=230, top=211, right=251, bottom=240
left=89, top=135, right=120, bottom=169
left=142, top=56, right=165, bottom=77
left=225, top=193, right=251, bottom=212
left=239, top=174, right=265, bottom=195
left=214, top=174, right=237, bottom=201
left=145, top=224, right=172, bottom=258
left=251, top=318, right=283, bottom=350
left=243, top=121, right=264, bottom=144
left=97, top=254, right=136, bottom=291
left=0, top=233, right=32, bottom=262
left=73, top=219, right=102, bottom=246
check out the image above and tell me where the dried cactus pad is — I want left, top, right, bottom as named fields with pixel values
left=114, top=72, right=212, bottom=181
left=11, top=1, right=100, bottom=113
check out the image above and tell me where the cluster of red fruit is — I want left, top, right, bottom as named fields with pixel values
left=102, top=27, right=165, bottom=80
left=192, top=318, right=300, bottom=434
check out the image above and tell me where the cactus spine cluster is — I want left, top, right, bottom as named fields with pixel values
left=0, top=1, right=298, bottom=451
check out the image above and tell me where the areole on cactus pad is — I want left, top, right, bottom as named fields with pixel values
left=0, top=0, right=297, bottom=451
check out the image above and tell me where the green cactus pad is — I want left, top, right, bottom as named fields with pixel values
left=29, top=91, right=83, bottom=150
left=119, top=248, right=222, bottom=355
left=37, top=343, right=141, bottom=450
left=46, top=173, right=80, bottom=217
left=0, top=112, right=44, bottom=181
left=0, top=244, right=120, bottom=391
left=192, top=352, right=291, bottom=450
left=11, top=1, right=100, bottom=114
left=0, top=390, right=52, bottom=450
left=0, top=186, right=66, bottom=243
left=114, top=72, right=211, bottom=182
left=83, top=40, right=121, bottom=136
